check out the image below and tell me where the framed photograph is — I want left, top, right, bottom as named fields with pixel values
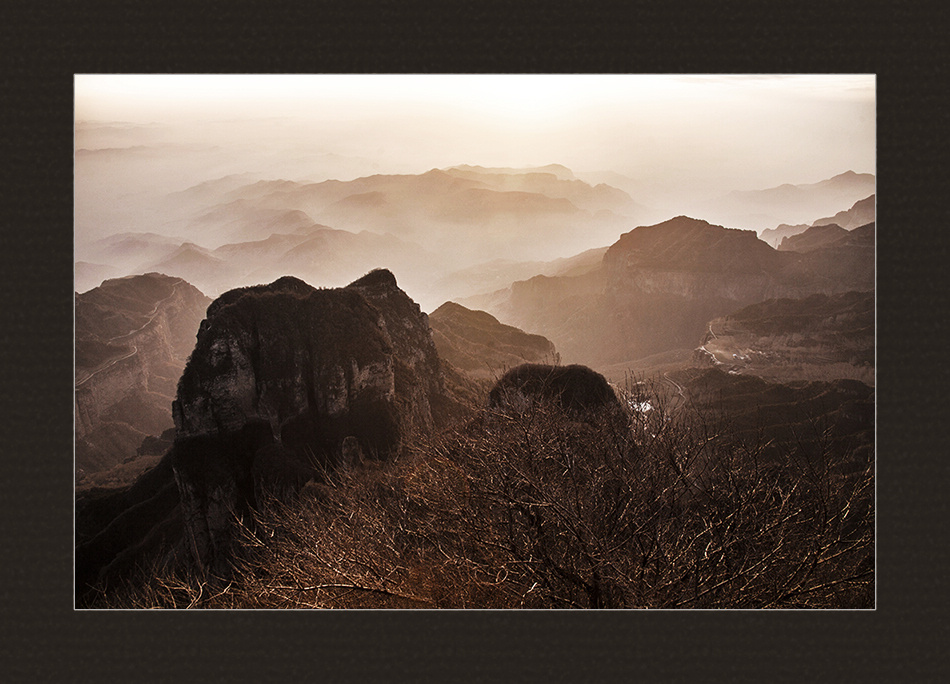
left=74, top=74, right=876, bottom=611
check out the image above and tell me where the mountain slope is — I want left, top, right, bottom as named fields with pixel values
left=779, top=223, right=849, bottom=252
left=75, top=273, right=211, bottom=480
left=695, top=290, right=874, bottom=385
left=468, top=216, right=874, bottom=368
left=810, top=194, right=875, bottom=230
left=429, top=302, right=558, bottom=378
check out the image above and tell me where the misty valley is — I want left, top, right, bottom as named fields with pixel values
left=74, top=109, right=875, bottom=609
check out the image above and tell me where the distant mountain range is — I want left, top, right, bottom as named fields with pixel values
left=76, top=164, right=650, bottom=309
left=464, top=216, right=874, bottom=368
left=76, top=225, right=435, bottom=303
left=693, top=172, right=875, bottom=232
left=778, top=223, right=851, bottom=253
left=809, top=193, right=875, bottom=230
left=760, top=194, right=875, bottom=248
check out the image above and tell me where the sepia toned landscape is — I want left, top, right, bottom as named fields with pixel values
left=74, top=75, right=874, bottom=609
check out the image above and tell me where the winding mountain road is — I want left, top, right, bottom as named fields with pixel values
left=75, top=278, right=185, bottom=389
left=662, top=371, right=686, bottom=408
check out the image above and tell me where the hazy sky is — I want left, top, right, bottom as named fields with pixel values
left=75, top=74, right=875, bottom=193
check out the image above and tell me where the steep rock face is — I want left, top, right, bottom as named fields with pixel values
left=347, top=268, right=448, bottom=429
left=170, top=270, right=452, bottom=571
left=75, top=273, right=211, bottom=477
left=429, top=301, right=558, bottom=378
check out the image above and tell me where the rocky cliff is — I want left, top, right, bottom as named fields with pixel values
left=75, top=273, right=211, bottom=478
left=77, top=269, right=463, bottom=597
left=171, top=270, right=457, bottom=572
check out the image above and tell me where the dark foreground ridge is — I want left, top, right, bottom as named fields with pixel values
left=76, top=269, right=461, bottom=602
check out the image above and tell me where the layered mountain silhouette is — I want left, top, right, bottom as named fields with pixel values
left=76, top=164, right=646, bottom=311
left=77, top=225, right=435, bottom=304
left=808, top=193, right=875, bottom=230
left=760, top=194, right=875, bottom=248
left=778, top=223, right=850, bottom=252
left=465, top=216, right=874, bottom=368
left=75, top=273, right=211, bottom=481
left=694, top=171, right=875, bottom=231
left=442, top=165, right=647, bottom=215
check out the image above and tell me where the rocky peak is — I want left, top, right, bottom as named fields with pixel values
left=604, top=216, right=781, bottom=274
left=171, top=270, right=453, bottom=571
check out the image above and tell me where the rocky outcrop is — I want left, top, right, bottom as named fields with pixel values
left=489, top=364, right=620, bottom=415
left=170, top=270, right=455, bottom=572
left=76, top=269, right=464, bottom=597
left=75, top=273, right=211, bottom=478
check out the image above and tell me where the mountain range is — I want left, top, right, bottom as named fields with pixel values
left=760, top=194, right=875, bottom=248
left=692, top=171, right=875, bottom=232
left=75, top=164, right=654, bottom=311
left=464, top=215, right=874, bottom=368
left=74, top=159, right=876, bottom=608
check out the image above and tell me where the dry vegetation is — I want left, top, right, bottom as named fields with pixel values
left=91, top=380, right=873, bottom=609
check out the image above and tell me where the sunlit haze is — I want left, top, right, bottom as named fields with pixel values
left=75, top=74, right=875, bottom=310
left=76, top=74, right=874, bottom=187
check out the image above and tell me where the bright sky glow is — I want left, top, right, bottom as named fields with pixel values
left=75, top=74, right=875, bottom=191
